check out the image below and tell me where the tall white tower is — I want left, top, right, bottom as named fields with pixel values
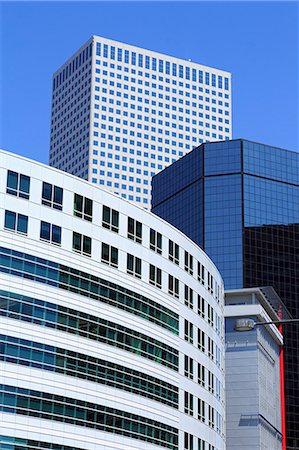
left=49, top=35, right=232, bottom=208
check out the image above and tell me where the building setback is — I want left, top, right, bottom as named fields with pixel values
left=225, top=288, right=284, bottom=450
left=152, top=138, right=299, bottom=450
left=49, top=35, right=232, bottom=208
left=0, top=149, right=225, bottom=450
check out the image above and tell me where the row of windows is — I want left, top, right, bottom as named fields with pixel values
left=95, top=42, right=230, bottom=90
left=0, top=289, right=178, bottom=371
left=0, top=435, right=84, bottom=450
left=0, top=385, right=178, bottom=449
left=0, top=334, right=178, bottom=408
left=6, top=170, right=222, bottom=305
left=0, top=246, right=178, bottom=333
left=184, top=433, right=217, bottom=450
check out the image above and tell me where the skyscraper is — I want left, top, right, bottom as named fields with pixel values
left=49, top=35, right=232, bottom=207
left=152, top=138, right=299, bottom=450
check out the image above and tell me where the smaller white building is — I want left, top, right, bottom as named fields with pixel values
left=225, top=287, right=284, bottom=450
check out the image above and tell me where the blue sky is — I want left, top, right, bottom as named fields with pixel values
left=0, top=1, right=298, bottom=163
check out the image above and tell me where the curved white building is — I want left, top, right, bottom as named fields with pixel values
left=0, top=149, right=225, bottom=450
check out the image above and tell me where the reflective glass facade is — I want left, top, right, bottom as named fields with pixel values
left=152, top=139, right=299, bottom=449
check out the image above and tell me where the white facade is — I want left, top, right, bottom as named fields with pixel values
left=49, top=35, right=232, bottom=208
left=0, top=149, right=225, bottom=450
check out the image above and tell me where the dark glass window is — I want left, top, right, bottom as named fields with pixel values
left=7, top=170, right=30, bottom=199
left=102, top=205, right=119, bottom=232
left=4, top=210, right=28, bottom=234
left=72, top=232, right=91, bottom=256
left=40, top=221, right=61, bottom=245
left=149, top=264, right=162, bottom=288
left=42, top=182, right=63, bottom=210
left=74, top=194, right=93, bottom=221
left=127, top=254, right=142, bottom=278
left=101, top=243, right=118, bottom=268
left=150, top=228, right=162, bottom=254
left=128, top=217, right=142, bottom=243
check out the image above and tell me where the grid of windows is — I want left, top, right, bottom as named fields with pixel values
left=0, top=334, right=178, bottom=408
left=0, top=385, right=178, bottom=449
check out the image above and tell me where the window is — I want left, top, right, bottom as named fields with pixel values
left=168, top=275, right=179, bottom=298
left=72, top=232, right=92, bottom=256
left=7, top=170, right=30, bottom=199
left=42, top=182, right=63, bottom=210
left=198, top=329, right=205, bottom=352
left=101, top=243, right=118, bottom=268
left=208, top=337, right=214, bottom=360
left=169, top=240, right=179, bottom=264
left=198, top=439, right=206, bottom=450
left=127, top=253, right=142, bottom=278
left=102, top=205, right=119, bottom=232
left=128, top=217, right=142, bottom=243
left=197, top=295, right=205, bottom=318
left=207, top=272, right=214, bottom=294
left=198, top=262, right=205, bottom=285
left=40, top=221, right=61, bottom=245
left=208, top=405, right=215, bottom=428
left=74, top=193, right=93, bottom=221
left=149, top=264, right=162, bottom=288
left=184, top=432, right=193, bottom=450
left=184, top=251, right=193, bottom=275
left=184, top=391, right=193, bottom=416
left=207, top=304, right=214, bottom=327
left=149, top=228, right=162, bottom=254
left=198, top=363, right=205, bottom=387
left=184, top=285, right=193, bottom=309
left=184, top=319, right=193, bottom=344
left=4, top=210, right=28, bottom=234
left=198, top=398, right=205, bottom=422
left=208, top=370, right=214, bottom=394
left=184, top=355, right=193, bottom=379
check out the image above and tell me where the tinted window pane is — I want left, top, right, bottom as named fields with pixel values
left=42, top=182, right=52, bottom=201
left=40, top=221, right=50, bottom=240
left=17, top=214, right=28, bottom=234
left=4, top=210, right=16, bottom=230
left=52, top=225, right=61, bottom=244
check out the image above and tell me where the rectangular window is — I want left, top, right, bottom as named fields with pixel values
left=168, top=275, right=179, bottom=298
left=40, top=221, right=61, bottom=245
left=150, top=228, right=162, bottom=254
left=42, top=182, right=63, bottom=210
left=131, top=52, right=136, bottom=65
left=184, top=391, right=193, bottom=416
left=110, top=46, right=115, bottom=60
left=72, top=232, right=92, bottom=256
left=159, top=59, right=163, bottom=73
left=184, top=432, right=193, bottom=450
left=184, top=319, right=193, bottom=344
left=184, top=285, right=193, bottom=309
left=208, top=370, right=214, bottom=394
left=198, top=363, right=205, bottom=387
left=149, top=264, right=162, bottom=289
left=198, top=398, right=206, bottom=422
left=225, top=77, right=229, bottom=90
left=198, top=439, right=206, bottom=450
left=127, top=217, right=142, bottom=243
left=205, top=72, right=210, bottom=85
left=207, top=273, right=213, bottom=295
left=138, top=54, right=143, bottom=67
left=124, top=50, right=129, bottom=63
left=184, top=355, right=193, bottom=379
left=101, top=243, right=118, bottom=267
left=145, top=56, right=150, bottom=69
left=102, top=205, right=119, bottom=232
left=184, top=251, right=193, bottom=275
left=74, top=194, right=93, bottom=221
left=208, top=405, right=215, bottom=428
left=127, top=253, right=142, bottom=278
left=212, top=74, right=216, bottom=87
left=207, top=304, right=214, bottom=327
left=218, top=75, right=223, bottom=89
left=4, top=210, right=28, bottom=234
left=152, top=58, right=157, bottom=71
left=7, top=170, right=30, bottom=199
left=208, top=337, right=214, bottom=360
left=198, top=329, right=205, bottom=352
left=117, top=48, right=122, bottom=62
left=103, top=44, right=108, bottom=58
left=169, top=240, right=179, bottom=264
left=199, top=70, right=203, bottom=83
left=198, top=262, right=205, bottom=285
left=197, top=295, right=205, bottom=318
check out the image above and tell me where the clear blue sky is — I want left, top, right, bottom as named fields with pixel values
left=0, top=1, right=298, bottom=163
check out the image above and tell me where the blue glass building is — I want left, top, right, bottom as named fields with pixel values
left=152, top=139, right=299, bottom=450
